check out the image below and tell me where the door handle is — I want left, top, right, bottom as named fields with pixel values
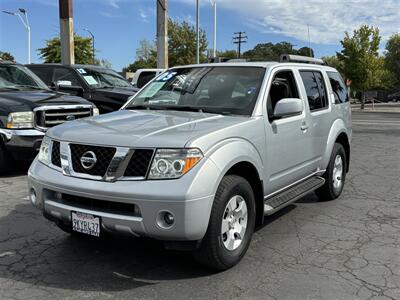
left=301, top=121, right=309, bottom=131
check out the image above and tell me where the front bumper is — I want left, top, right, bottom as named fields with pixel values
left=0, top=129, right=44, bottom=160
left=28, top=157, right=220, bottom=241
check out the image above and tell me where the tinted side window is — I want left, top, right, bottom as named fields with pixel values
left=300, top=71, right=328, bottom=111
left=327, top=71, right=348, bottom=103
left=29, top=67, right=53, bottom=85
left=54, top=68, right=80, bottom=86
left=137, top=71, right=156, bottom=88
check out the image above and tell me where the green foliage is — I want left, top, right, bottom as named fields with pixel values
left=168, top=19, right=208, bottom=66
left=216, top=49, right=238, bottom=59
left=337, top=25, right=384, bottom=92
left=0, top=51, right=15, bottom=61
left=38, top=35, right=94, bottom=64
left=243, top=42, right=314, bottom=61
left=124, top=19, right=208, bottom=71
left=384, top=34, right=400, bottom=85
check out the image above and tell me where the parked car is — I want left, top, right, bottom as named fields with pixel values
left=27, top=64, right=137, bottom=113
left=0, top=60, right=98, bottom=172
left=131, top=68, right=165, bottom=89
left=28, top=55, right=351, bottom=270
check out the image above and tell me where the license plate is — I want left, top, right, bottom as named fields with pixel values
left=71, top=212, right=100, bottom=237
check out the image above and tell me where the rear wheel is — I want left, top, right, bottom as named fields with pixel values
left=193, top=175, right=256, bottom=270
left=316, top=143, right=347, bottom=201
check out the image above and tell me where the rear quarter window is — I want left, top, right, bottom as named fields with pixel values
left=327, top=71, right=349, bottom=104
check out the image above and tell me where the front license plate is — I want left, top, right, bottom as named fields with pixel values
left=71, top=212, right=100, bottom=237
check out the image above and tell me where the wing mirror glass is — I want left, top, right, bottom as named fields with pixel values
left=273, top=98, right=303, bottom=119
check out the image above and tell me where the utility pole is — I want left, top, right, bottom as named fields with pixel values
left=196, top=0, right=200, bottom=64
left=233, top=32, right=247, bottom=58
left=156, top=0, right=168, bottom=69
left=307, top=24, right=312, bottom=57
left=59, top=0, right=74, bottom=65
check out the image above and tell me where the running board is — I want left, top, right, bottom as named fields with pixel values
left=264, top=176, right=325, bottom=216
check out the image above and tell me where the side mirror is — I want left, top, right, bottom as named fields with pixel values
left=55, top=82, right=84, bottom=96
left=273, top=98, right=303, bottom=119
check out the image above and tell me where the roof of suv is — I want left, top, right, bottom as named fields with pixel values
left=171, top=61, right=338, bottom=72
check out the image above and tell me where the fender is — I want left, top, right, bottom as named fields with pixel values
left=322, top=118, right=350, bottom=170
left=206, top=138, right=264, bottom=196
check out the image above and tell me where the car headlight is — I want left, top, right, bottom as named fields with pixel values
left=93, top=107, right=100, bottom=116
left=7, top=112, right=34, bottom=129
left=38, top=136, right=51, bottom=165
left=148, top=148, right=203, bottom=179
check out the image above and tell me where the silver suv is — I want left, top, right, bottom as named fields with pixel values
left=28, top=55, right=351, bottom=270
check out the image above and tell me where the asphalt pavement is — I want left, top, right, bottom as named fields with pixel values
left=0, top=111, right=399, bottom=299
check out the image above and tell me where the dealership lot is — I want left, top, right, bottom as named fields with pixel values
left=0, top=111, right=399, bottom=300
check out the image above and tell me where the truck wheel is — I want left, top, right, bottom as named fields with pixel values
left=194, top=175, right=256, bottom=270
left=316, top=143, right=347, bottom=201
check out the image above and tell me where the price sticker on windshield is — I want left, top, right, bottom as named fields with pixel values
left=76, top=68, right=87, bottom=74
left=156, top=71, right=177, bottom=82
left=139, top=82, right=166, bottom=98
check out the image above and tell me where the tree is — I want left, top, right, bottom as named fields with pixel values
left=243, top=42, right=315, bottom=61
left=337, top=25, right=382, bottom=108
left=0, top=51, right=15, bottom=61
left=168, top=19, right=208, bottom=66
left=384, top=34, right=400, bottom=86
left=38, top=35, right=94, bottom=64
left=322, top=55, right=343, bottom=72
left=124, top=19, right=208, bottom=71
left=216, top=49, right=238, bottom=59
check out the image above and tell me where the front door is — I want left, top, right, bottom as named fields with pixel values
left=263, top=68, right=317, bottom=195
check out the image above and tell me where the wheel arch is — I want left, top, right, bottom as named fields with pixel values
left=335, top=132, right=350, bottom=172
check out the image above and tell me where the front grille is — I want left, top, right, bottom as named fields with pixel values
left=51, top=141, right=61, bottom=167
left=124, top=149, right=154, bottom=177
left=35, top=106, right=92, bottom=129
left=55, top=193, right=141, bottom=217
left=70, top=144, right=116, bottom=177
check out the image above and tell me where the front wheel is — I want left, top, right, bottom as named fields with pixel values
left=193, top=175, right=256, bottom=270
left=316, top=143, right=347, bottom=201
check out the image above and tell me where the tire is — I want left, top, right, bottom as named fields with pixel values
left=193, top=175, right=256, bottom=270
left=0, top=143, right=11, bottom=174
left=316, top=143, right=347, bottom=201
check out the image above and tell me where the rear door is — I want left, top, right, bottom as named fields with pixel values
left=298, top=69, right=333, bottom=167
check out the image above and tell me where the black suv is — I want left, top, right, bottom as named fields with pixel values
left=27, top=64, right=138, bottom=113
left=0, top=60, right=98, bottom=172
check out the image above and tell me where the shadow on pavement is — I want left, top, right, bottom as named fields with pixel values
left=0, top=161, right=31, bottom=178
left=0, top=202, right=214, bottom=293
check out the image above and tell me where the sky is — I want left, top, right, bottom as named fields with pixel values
left=1, top=0, right=399, bottom=71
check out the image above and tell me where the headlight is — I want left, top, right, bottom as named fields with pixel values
left=38, top=136, right=51, bottom=165
left=92, top=107, right=100, bottom=116
left=7, top=112, right=34, bottom=129
left=148, top=148, right=203, bottom=179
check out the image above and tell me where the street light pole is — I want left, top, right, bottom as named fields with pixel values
left=2, top=9, right=31, bottom=64
left=84, top=28, right=95, bottom=64
left=210, top=0, right=217, bottom=58
left=196, top=0, right=200, bottom=64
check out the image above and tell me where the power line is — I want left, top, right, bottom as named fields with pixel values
left=233, top=32, right=247, bottom=58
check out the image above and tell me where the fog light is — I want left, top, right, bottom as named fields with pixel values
left=157, top=211, right=175, bottom=229
left=30, top=188, right=37, bottom=205
left=164, top=212, right=174, bottom=225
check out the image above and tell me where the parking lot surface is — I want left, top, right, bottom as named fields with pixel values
left=0, top=111, right=399, bottom=300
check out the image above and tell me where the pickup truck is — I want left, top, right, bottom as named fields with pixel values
left=0, top=60, right=98, bottom=172
left=27, top=64, right=137, bottom=113
left=28, top=55, right=351, bottom=269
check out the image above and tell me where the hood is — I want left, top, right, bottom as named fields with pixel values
left=93, top=87, right=136, bottom=99
left=47, top=109, right=252, bottom=149
left=0, top=90, right=92, bottom=112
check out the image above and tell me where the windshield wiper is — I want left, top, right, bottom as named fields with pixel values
left=127, top=105, right=167, bottom=110
left=0, top=87, right=21, bottom=91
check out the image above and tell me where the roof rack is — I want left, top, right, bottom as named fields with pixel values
left=280, top=54, right=325, bottom=65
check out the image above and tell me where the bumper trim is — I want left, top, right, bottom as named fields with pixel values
left=0, top=128, right=45, bottom=141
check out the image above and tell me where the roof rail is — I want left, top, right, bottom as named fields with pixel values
left=280, top=54, right=325, bottom=65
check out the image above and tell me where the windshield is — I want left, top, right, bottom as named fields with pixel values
left=75, top=67, right=132, bottom=89
left=126, top=66, right=265, bottom=116
left=0, top=64, right=49, bottom=91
